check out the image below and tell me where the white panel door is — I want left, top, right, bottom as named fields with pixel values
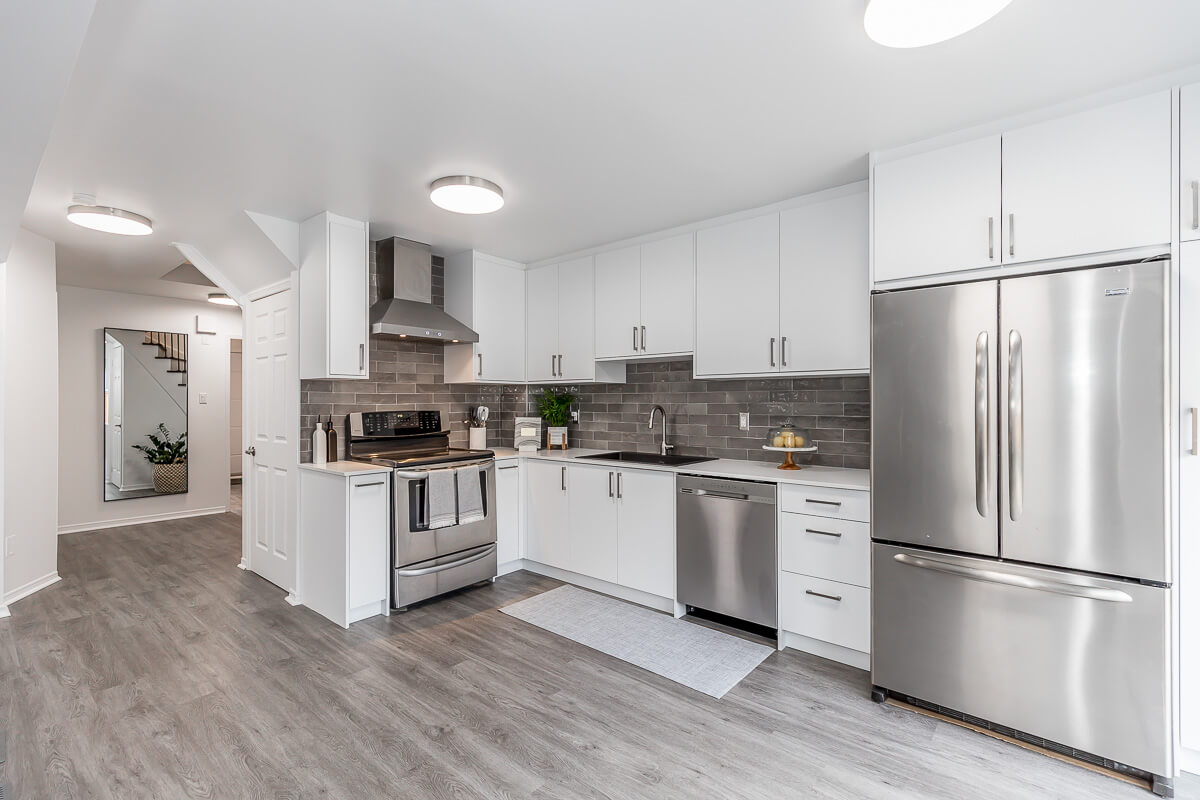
left=779, top=192, right=869, bottom=373
left=695, top=213, right=780, bottom=376
left=347, top=473, right=389, bottom=610
left=1181, top=83, right=1200, bottom=243
left=524, top=460, right=569, bottom=569
left=639, top=233, right=694, bottom=356
left=496, top=462, right=521, bottom=565
left=1002, top=92, right=1171, bottom=264
left=247, top=288, right=298, bottom=592
left=526, top=265, right=559, bottom=382
left=474, top=257, right=526, bottom=381
left=594, top=245, right=642, bottom=359
left=616, top=469, right=675, bottom=598
left=1180, top=240, right=1200, bottom=755
left=566, top=465, right=617, bottom=582
left=873, top=135, right=1001, bottom=283
left=556, top=256, right=596, bottom=381
left=326, top=217, right=367, bottom=376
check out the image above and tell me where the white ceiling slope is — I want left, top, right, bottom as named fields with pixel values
left=0, top=0, right=95, bottom=262
left=23, top=0, right=1200, bottom=300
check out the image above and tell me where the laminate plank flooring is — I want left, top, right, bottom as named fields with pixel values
left=1, top=500, right=1196, bottom=799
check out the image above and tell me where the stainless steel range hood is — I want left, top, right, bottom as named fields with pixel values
left=369, top=237, right=479, bottom=343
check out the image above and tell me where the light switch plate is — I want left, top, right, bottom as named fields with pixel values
left=739, top=412, right=750, bottom=431
left=198, top=392, right=208, bottom=405
left=5, top=536, right=14, bottom=557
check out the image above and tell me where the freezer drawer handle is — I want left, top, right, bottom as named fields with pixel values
left=395, top=544, right=496, bottom=577
left=805, top=528, right=842, bottom=538
left=805, top=589, right=842, bottom=602
left=975, top=331, right=990, bottom=518
left=892, top=553, right=1132, bottom=603
left=1008, top=330, right=1024, bottom=521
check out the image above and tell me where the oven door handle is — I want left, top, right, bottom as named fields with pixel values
left=394, top=544, right=496, bottom=577
left=393, top=459, right=494, bottom=479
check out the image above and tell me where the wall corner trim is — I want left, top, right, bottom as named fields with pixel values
left=2, top=572, right=61, bottom=607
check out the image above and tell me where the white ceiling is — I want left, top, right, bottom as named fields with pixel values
left=23, top=0, right=1200, bottom=300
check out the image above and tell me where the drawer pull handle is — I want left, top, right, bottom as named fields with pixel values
left=497, top=464, right=519, bottom=471
left=805, top=498, right=842, bottom=507
left=805, top=528, right=842, bottom=538
left=356, top=481, right=386, bottom=487
left=805, top=589, right=842, bottom=602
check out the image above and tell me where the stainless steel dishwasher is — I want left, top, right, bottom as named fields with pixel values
left=676, top=475, right=777, bottom=628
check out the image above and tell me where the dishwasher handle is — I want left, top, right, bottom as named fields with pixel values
left=679, top=486, right=775, bottom=505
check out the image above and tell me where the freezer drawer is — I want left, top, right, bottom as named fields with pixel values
left=872, top=543, right=1171, bottom=777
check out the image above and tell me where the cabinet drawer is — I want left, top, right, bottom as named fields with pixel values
left=780, top=513, right=870, bottom=588
left=779, top=484, right=869, bottom=522
left=780, top=573, right=870, bottom=654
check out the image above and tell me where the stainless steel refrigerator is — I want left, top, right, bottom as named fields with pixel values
left=870, top=259, right=1173, bottom=794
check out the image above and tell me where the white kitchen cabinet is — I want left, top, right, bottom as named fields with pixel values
left=299, top=211, right=368, bottom=379
left=1001, top=91, right=1171, bottom=265
left=566, top=464, right=618, bottom=583
left=779, top=192, right=869, bottom=372
left=443, top=251, right=527, bottom=383
left=496, top=461, right=521, bottom=569
left=872, top=136, right=1001, bottom=283
left=1182, top=83, right=1200, bottom=243
left=524, top=460, right=569, bottom=569
left=615, top=468, right=675, bottom=599
left=780, top=573, right=871, bottom=654
left=556, top=257, right=597, bottom=381
left=526, top=265, right=559, bottom=382
left=1179, top=240, right=1200, bottom=757
left=695, top=213, right=780, bottom=376
left=298, top=466, right=390, bottom=628
left=595, top=233, right=695, bottom=360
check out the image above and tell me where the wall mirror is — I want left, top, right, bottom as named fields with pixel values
left=103, top=328, right=189, bottom=501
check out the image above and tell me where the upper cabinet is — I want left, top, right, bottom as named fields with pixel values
left=595, top=233, right=695, bottom=360
left=443, top=251, right=526, bottom=383
left=299, top=211, right=368, bottom=379
left=527, top=258, right=625, bottom=384
left=1181, top=83, right=1200, bottom=243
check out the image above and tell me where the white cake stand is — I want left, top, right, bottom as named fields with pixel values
left=762, top=444, right=818, bottom=470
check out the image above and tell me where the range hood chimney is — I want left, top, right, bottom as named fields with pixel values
left=369, top=237, right=479, bottom=343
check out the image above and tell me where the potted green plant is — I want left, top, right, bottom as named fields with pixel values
left=132, top=423, right=189, bottom=493
left=537, top=390, right=576, bottom=450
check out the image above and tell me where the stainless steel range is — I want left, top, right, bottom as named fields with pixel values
left=346, top=410, right=497, bottom=610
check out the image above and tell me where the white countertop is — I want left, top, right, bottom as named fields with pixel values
left=487, top=447, right=869, bottom=491
left=298, top=460, right=393, bottom=477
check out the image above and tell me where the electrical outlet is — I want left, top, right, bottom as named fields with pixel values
left=739, top=412, right=750, bottom=431
left=198, top=392, right=208, bottom=404
left=570, top=410, right=580, bottom=423
left=5, top=536, right=14, bottom=557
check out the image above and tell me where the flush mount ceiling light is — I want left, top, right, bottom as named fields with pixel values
left=429, top=176, right=504, bottom=214
left=864, top=0, right=1013, bottom=48
left=207, top=292, right=238, bottom=307
left=66, top=194, right=153, bottom=235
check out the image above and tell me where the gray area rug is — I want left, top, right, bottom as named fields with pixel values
left=500, top=585, right=773, bottom=698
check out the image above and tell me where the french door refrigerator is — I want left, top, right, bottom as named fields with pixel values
left=870, top=260, right=1173, bottom=794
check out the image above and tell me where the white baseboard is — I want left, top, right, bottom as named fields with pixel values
left=58, top=506, right=226, bottom=535
left=3, top=572, right=62, bottom=607
left=516, top=560, right=674, bottom=614
left=780, top=631, right=870, bottom=671
left=0, top=604, right=10, bottom=619
left=284, top=593, right=302, bottom=606
left=1181, top=746, right=1200, bottom=776
left=498, top=559, right=524, bottom=577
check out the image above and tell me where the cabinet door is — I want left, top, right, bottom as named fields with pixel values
left=1002, top=92, right=1171, bottom=264
left=695, top=213, right=780, bottom=376
left=496, top=462, right=521, bottom=565
left=566, top=465, right=618, bottom=582
left=526, top=265, right=559, bottom=382
left=1182, top=240, right=1200, bottom=754
left=474, top=257, right=526, bottom=381
left=556, top=256, right=596, bottom=381
left=348, top=474, right=389, bottom=610
left=639, top=233, right=694, bottom=356
left=594, top=246, right=642, bottom=359
left=779, top=192, right=869, bottom=372
left=873, top=135, right=1001, bottom=283
left=524, top=460, right=569, bottom=569
left=1182, top=83, right=1200, bottom=243
left=615, top=469, right=675, bottom=598
left=327, top=217, right=368, bottom=376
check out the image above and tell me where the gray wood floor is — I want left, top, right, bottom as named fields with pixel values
left=1, top=501, right=1196, bottom=799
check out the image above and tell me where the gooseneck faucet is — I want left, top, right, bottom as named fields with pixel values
left=648, top=405, right=674, bottom=457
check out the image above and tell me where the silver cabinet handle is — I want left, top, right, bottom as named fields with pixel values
left=805, top=528, right=842, bottom=538
left=893, top=553, right=1132, bottom=603
left=988, top=216, right=994, bottom=260
left=641, top=325, right=647, bottom=351
left=551, top=354, right=557, bottom=377
left=609, top=471, right=614, bottom=498
left=561, top=465, right=566, bottom=491
left=805, top=498, right=841, bottom=507
left=805, top=589, right=842, bottom=602
left=244, top=446, right=256, bottom=456
left=780, top=336, right=788, bottom=368
left=355, top=480, right=386, bottom=488
left=359, top=343, right=365, bottom=371
left=497, top=464, right=519, bottom=470
left=1008, top=213, right=1015, bottom=258
left=395, top=544, right=496, bottom=577
left=975, top=331, right=989, bottom=518
left=557, top=354, right=563, bottom=376
left=1008, top=329, right=1024, bottom=522
left=1190, top=407, right=1199, bottom=456
left=617, top=472, right=623, bottom=499
left=769, top=337, right=776, bottom=368
left=477, top=353, right=483, bottom=376
left=633, top=326, right=639, bottom=352
left=1192, top=180, right=1199, bottom=231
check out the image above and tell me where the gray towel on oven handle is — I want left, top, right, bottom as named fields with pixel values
left=456, top=464, right=485, bottom=525
left=425, top=468, right=458, bottom=529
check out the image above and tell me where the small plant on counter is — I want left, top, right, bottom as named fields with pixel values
left=537, top=390, right=576, bottom=449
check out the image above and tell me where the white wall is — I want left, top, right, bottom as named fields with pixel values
left=58, top=286, right=241, bottom=533
left=3, top=229, right=60, bottom=605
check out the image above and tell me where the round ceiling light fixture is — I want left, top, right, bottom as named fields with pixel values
left=864, top=0, right=1013, bottom=48
left=429, top=176, right=504, bottom=214
left=207, top=292, right=238, bottom=307
left=66, top=195, right=153, bottom=235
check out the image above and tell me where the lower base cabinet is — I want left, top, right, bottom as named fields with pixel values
left=566, top=464, right=618, bottom=582
left=615, top=468, right=675, bottom=598
left=496, top=461, right=521, bottom=566
left=525, top=460, right=569, bottom=569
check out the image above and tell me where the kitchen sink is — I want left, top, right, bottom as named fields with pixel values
left=575, top=451, right=717, bottom=467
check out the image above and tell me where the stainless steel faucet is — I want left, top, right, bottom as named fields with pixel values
left=648, top=405, right=674, bottom=456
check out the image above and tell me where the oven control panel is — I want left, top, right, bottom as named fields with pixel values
left=350, top=410, right=442, bottom=438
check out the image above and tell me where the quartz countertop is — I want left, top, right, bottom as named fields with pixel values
left=298, top=460, right=393, bottom=477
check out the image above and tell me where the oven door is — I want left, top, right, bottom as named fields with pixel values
left=393, top=459, right=497, bottom=567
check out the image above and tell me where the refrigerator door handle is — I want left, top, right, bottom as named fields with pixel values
left=892, top=553, right=1132, bottom=603
left=975, top=331, right=989, bottom=517
left=1008, top=329, right=1024, bottom=521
